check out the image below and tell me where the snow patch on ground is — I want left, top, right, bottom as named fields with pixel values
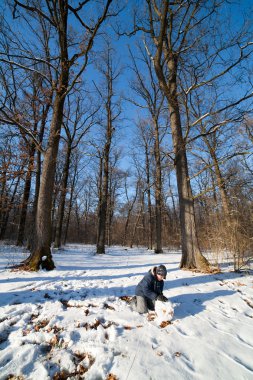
left=0, top=244, right=253, bottom=379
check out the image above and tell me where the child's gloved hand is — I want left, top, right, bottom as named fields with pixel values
left=156, top=294, right=168, bottom=302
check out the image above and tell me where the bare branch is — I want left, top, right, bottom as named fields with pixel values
left=13, top=0, right=57, bottom=27
left=190, top=92, right=253, bottom=129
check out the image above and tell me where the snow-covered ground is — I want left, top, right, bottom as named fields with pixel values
left=0, top=244, right=253, bottom=380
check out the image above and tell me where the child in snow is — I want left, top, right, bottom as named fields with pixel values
left=132, top=264, right=168, bottom=314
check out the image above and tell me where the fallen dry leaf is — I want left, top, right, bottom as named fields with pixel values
left=106, top=374, right=118, bottom=380
left=34, top=320, right=49, bottom=331
left=160, top=321, right=172, bottom=328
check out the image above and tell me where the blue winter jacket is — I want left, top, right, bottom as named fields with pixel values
left=135, top=267, right=164, bottom=300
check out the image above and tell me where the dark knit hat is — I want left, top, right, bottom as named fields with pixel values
left=156, top=264, right=167, bottom=278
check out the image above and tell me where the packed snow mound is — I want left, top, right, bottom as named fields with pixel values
left=155, top=299, right=174, bottom=324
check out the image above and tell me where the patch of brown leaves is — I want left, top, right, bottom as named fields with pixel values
left=53, top=352, right=95, bottom=379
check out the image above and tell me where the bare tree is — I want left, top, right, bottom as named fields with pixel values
left=54, top=94, right=98, bottom=248
left=129, top=45, right=167, bottom=252
left=127, top=0, right=253, bottom=270
left=95, top=44, right=122, bottom=254
left=0, top=0, right=114, bottom=269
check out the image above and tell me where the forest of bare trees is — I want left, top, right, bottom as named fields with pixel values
left=0, top=0, right=253, bottom=271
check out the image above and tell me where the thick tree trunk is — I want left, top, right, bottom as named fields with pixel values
left=154, top=53, right=209, bottom=271
left=27, top=106, right=48, bottom=251
left=24, top=94, right=66, bottom=270
left=169, top=98, right=209, bottom=270
left=54, top=145, right=71, bottom=248
left=23, top=1, right=69, bottom=270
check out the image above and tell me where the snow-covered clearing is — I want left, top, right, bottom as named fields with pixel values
left=0, top=244, right=253, bottom=380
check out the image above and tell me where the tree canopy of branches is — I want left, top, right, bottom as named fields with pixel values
left=0, top=0, right=253, bottom=273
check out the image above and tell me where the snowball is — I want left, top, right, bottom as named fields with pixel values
left=155, top=300, right=174, bottom=324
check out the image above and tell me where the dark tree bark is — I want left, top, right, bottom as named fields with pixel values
left=32, top=93, right=67, bottom=270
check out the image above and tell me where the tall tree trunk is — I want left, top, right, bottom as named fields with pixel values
left=34, top=95, right=66, bottom=268
left=16, top=145, right=35, bottom=246
left=27, top=105, right=48, bottom=251
left=25, top=93, right=67, bottom=270
left=97, top=156, right=105, bottom=253
left=170, top=103, right=208, bottom=268
left=54, top=144, right=71, bottom=248
left=96, top=158, right=109, bottom=253
left=144, top=143, right=153, bottom=249
left=23, top=1, right=69, bottom=270
left=96, top=105, right=112, bottom=253
left=153, top=117, right=163, bottom=253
